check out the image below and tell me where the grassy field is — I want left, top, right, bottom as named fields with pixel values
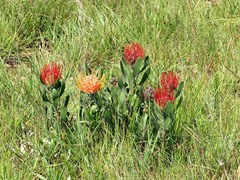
left=0, top=0, right=240, bottom=179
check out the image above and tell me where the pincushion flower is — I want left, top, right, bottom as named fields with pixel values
left=154, top=88, right=174, bottom=109
left=76, top=73, right=105, bottom=94
left=160, top=71, right=179, bottom=92
left=40, top=62, right=62, bottom=87
left=123, top=42, right=145, bottom=65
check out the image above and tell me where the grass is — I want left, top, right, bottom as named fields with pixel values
left=0, top=0, right=240, bottom=179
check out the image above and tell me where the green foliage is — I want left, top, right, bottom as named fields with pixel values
left=41, top=79, right=72, bottom=136
left=1, top=0, right=240, bottom=179
left=77, top=56, right=183, bottom=157
left=149, top=82, right=184, bottom=155
left=79, top=58, right=149, bottom=137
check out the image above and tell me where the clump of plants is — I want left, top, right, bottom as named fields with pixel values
left=40, top=62, right=72, bottom=138
left=39, top=42, right=184, bottom=154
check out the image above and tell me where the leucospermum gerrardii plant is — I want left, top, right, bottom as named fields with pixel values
left=36, top=42, right=184, bottom=159
left=151, top=71, right=184, bottom=153
left=75, top=43, right=151, bottom=140
left=40, top=62, right=71, bottom=136
left=105, top=42, right=151, bottom=137
left=74, top=42, right=184, bottom=150
left=76, top=63, right=107, bottom=137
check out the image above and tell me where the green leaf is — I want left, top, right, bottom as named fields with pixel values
left=90, top=105, right=98, bottom=113
left=43, top=101, right=52, bottom=107
left=163, top=101, right=174, bottom=117
left=152, top=118, right=162, bottom=132
left=79, top=107, right=84, bottom=119
left=139, top=56, right=150, bottom=73
left=59, top=80, right=65, bottom=97
left=152, top=102, right=164, bottom=120
left=60, top=107, right=67, bottom=122
left=64, top=95, right=70, bottom=108
left=120, top=60, right=127, bottom=79
left=119, top=91, right=126, bottom=108
left=95, top=93, right=103, bottom=107
left=54, top=80, right=61, bottom=89
left=175, top=96, right=183, bottom=110
left=164, top=118, right=172, bottom=131
left=133, top=58, right=143, bottom=78
left=42, top=93, right=49, bottom=102
left=117, top=77, right=124, bottom=89
left=51, top=89, right=59, bottom=101
left=144, top=56, right=150, bottom=65
left=86, top=109, right=93, bottom=121
left=104, top=109, right=111, bottom=121
left=175, top=81, right=184, bottom=98
left=130, top=94, right=140, bottom=111
left=120, top=59, right=133, bottom=86
left=128, top=73, right=134, bottom=90
left=139, top=67, right=150, bottom=85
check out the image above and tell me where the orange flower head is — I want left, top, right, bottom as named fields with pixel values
left=160, top=71, right=179, bottom=92
left=40, top=62, right=62, bottom=87
left=76, top=73, right=105, bottom=94
left=154, top=88, right=175, bottom=109
left=123, top=42, right=145, bottom=65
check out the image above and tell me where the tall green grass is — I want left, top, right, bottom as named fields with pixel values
left=0, top=0, right=240, bottom=179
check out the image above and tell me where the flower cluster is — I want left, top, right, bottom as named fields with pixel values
left=39, top=44, right=181, bottom=113
left=154, top=71, right=179, bottom=109
left=161, top=72, right=179, bottom=92
left=39, top=42, right=184, bottom=150
left=123, top=42, right=145, bottom=65
left=40, top=62, right=62, bottom=87
left=76, top=73, right=105, bottom=94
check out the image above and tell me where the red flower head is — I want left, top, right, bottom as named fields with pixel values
left=154, top=88, right=174, bottom=109
left=160, top=71, right=179, bottom=92
left=40, top=62, right=62, bottom=87
left=123, top=42, right=145, bottom=65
